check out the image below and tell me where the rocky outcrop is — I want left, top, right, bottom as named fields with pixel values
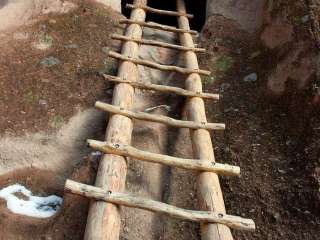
left=0, top=0, right=121, bottom=32
left=206, top=0, right=267, bottom=32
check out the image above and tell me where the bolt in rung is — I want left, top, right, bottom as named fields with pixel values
left=103, top=74, right=219, bottom=100
left=87, top=140, right=240, bottom=176
left=108, top=51, right=211, bottom=76
left=65, top=180, right=256, bottom=231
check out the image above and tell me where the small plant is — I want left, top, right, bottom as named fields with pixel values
left=24, top=91, right=39, bottom=104
left=40, top=34, right=53, bottom=46
left=215, top=55, right=234, bottom=72
left=102, top=60, right=116, bottom=75
left=50, top=115, right=64, bottom=128
left=203, top=75, right=216, bottom=85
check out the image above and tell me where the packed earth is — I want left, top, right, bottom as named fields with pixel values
left=0, top=0, right=319, bottom=240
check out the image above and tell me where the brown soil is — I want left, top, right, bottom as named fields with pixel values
left=0, top=0, right=121, bottom=136
left=198, top=6, right=320, bottom=239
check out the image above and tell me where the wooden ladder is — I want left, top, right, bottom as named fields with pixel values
left=64, top=0, right=256, bottom=239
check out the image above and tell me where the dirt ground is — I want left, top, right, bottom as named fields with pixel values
left=0, top=0, right=320, bottom=240
left=197, top=1, right=320, bottom=238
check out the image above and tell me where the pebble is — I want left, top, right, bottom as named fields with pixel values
left=39, top=99, right=47, bottom=105
left=49, top=19, right=57, bottom=24
left=301, top=15, right=310, bottom=23
left=101, top=46, right=109, bottom=54
left=91, top=151, right=102, bottom=157
left=219, top=83, right=231, bottom=93
left=13, top=32, right=29, bottom=40
left=243, top=73, right=258, bottom=82
left=40, top=56, right=61, bottom=67
left=64, top=43, right=79, bottom=49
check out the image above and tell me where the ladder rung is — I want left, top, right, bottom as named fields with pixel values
left=103, top=74, right=219, bottom=100
left=119, top=19, right=198, bottom=35
left=126, top=4, right=194, bottom=18
left=65, top=180, right=255, bottom=231
left=95, top=102, right=225, bottom=130
left=111, top=34, right=205, bottom=52
left=87, top=140, right=240, bottom=176
left=108, top=51, right=211, bottom=76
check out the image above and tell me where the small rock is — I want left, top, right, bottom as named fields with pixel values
left=41, top=79, right=50, bottom=83
left=219, top=83, right=231, bottom=93
left=243, top=73, right=258, bottom=82
left=49, top=19, right=57, bottom=24
left=64, top=43, right=79, bottom=49
left=272, top=212, right=281, bottom=222
left=301, top=15, right=310, bottom=23
left=91, top=151, right=102, bottom=157
left=277, top=169, right=286, bottom=174
left=39, top=99, right=47, bottom=105
left=40, top=56, right=61, bottom=67
left=13, top=32, right=29, bottom=40
left=88, top=24, right=98, bottom=28
left=101, top=47, right=109, bottom=54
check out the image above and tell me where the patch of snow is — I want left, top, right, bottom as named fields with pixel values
left=0, top=184, right=62, bottom=218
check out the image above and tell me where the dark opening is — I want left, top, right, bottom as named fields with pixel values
left=121, top=0, right=207, bottom=31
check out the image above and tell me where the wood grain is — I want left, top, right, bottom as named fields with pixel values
left=95, top=101, right=225, bottom=130
left=66, top=180, right=256, bottom=231
left=87, top=140, right=240, bottom=176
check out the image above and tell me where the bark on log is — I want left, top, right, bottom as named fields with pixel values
left=84, top=1, right=147, bottom=240
left=108, top=51, right=211, bottom=76
left=176, top=0, right=238, bottom=239
left=65, top=180, right=255, bottom=231
left=119, top=19, right=198, bottom=35
left=126, top=3, right=193, bottom=18
left=95, top=101, right=225, bottom=130
left=111, top=34, right=205, bottom=52
left=87, top=140, right=240, bottom=176
left=103, top=74, right=218, bottom=99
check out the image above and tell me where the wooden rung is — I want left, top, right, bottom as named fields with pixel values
left=65, top=180, right=255, bottom=231
left=126, top=4, right=194, bottom=18
left=119, top=19, right=198, bottom=36
left=108, top=51, right=211, bottom=76
left=95, top=101, right=225, bottom=130
left=103, top=74, right=219, bottom=100
left=87, top=140, right=240, bottom=176
left=111, top=34, right=205, bottom=53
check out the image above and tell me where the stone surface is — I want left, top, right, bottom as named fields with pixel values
left=244, top=73, right=258, bottom=82
left=40, top=56, right=61, bottom=67
left=267, top=43, right=316, bottom=95
left=206, top=0, right=267, bottom=32
left=94, top=0, right=120, bottom=12
left=137, top=27, right=184, bottom=86
left=0, top=0, right=121, bottom=32
left=0, top=0, right=77, bottom=32
left=261, top=20, right=294, bottom=49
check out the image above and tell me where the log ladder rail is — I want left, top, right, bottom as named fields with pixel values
left=64, top=0, right=256, bottom=239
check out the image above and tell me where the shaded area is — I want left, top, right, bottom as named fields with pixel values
left=121, top=0, right=207, bottom=30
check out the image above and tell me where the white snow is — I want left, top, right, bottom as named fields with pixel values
left=0, top=184, right=62, bottom=218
